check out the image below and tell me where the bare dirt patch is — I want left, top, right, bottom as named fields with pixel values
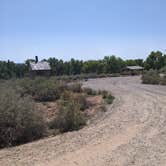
left=36, top=95, right=103, bottom=122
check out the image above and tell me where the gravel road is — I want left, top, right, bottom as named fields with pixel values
left=0, top=76, right=166, bottom=166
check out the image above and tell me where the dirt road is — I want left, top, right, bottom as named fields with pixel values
left=0, top=76, right=166, bottom=166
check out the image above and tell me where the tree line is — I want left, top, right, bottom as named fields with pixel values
left=0, top=51, right=166, bottom=79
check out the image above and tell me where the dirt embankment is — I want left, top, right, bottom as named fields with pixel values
left=0, top=76, right=166, bottom=166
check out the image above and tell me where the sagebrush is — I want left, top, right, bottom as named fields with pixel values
left=0, top=88, right=46, bottom=148
left=50, top=101, right=86, bottom=132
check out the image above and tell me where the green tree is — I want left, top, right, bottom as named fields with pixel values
left=69, top=59, right=83, bottom=75
left=144, top=51, right=165, bottom=70
left=103, top=56, right=125, bottom=73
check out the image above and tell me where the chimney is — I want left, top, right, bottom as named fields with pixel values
left=35, top=56, right=38, bottom=63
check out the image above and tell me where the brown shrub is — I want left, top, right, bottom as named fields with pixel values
left=73, top=94, right=88, bottom=110
left=142, top=70, right=160, bottom=85
left=50, top=101, right=86, bottom=132
left=0, top=88, right=47, bottom=148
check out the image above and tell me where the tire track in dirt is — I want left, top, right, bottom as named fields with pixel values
left=39, top=124, right=142, bottom=166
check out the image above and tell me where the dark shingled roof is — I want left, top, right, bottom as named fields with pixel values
left=30, top=62, right=51, bottom=71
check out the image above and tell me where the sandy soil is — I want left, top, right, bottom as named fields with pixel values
left=0, top=76, right=166, bottom=166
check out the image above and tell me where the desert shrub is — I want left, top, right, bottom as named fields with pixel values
left=160, top=75, right=166, bottom=85
left=121, top=71, right=132, bottom=76
left=131, top=70, right=141, bottom=76
left=98, top=73, right=107, bottom=78
left=61, top=90, right=74, bottom=100
left=98, top=90, right=114, bottom=104
left=82, top=87, right=92, bottom=95
left=142, top=69, right=166, bottom=85
left=61, top=91, right=88, bottom=111
left=15, top=77, right=65, bottom=102
left=73, top=94, right=88, bottom=110
left=105, top=94, right=115, bottom=104
left=142, top=69, right=160, bottom=85
left=50, top=101, right=86, bottom=132
left=98, top=90, right=108, bottom=99
left=33, top=81, right=61, bottom=101
left=55, top=73, right=121, bottom=81
left=67, top=83, right=82, bottom=93
left=0, top=89, right=46, bottom=148
left=82, top=87, right=97, bottom=95
left=56, top=75, right=85, bottom=82
left=15, top=77, right=35, bottom=96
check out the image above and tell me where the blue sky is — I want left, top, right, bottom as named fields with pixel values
left=0, top=0, right=166, bottom=62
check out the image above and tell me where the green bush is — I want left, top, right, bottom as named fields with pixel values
left=82, top=87, right=97, bottom=95
left=142, top=70, right=160, bottom=85
left=98, top=90, right=114, bottom=104
left=105, top=94, right=115, bottom=104
left=0, top=89, right=46, bottom=148
left=50, top=101, right=86, bottom=132
left=15, top=77, right=65, bottom=102
left=98, top=90, right=108, bottom=99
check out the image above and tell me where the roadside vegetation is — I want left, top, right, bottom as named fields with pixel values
left=0, top=88, right=46, bottom=148
left=142, top=69, right=166, bottom=85
left=141, top=51, right=166, bottom=85
left=0, top=77, right=114, bottom=148
left=50, top=101, right=86, bottom=132
left=98, top=90, right=115, bottom=104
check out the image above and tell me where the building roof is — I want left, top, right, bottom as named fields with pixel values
left=126, top=66, right=144, bottom=70
left=30, top=62, right=51, bottom=71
